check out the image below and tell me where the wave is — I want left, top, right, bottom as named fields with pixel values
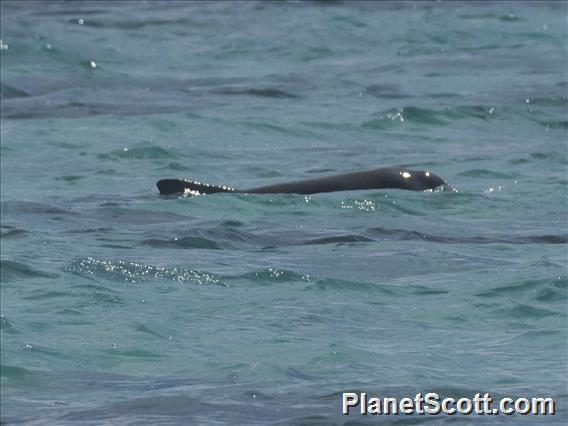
left=476, top=277, right=567, bottom=304
left=62, top=260, right=430, bottom=295
left=65, top=257, right=222, bottom=286
left=365, top=228, right=567, bottom=245
left=362, top=103, right=568, bottom=131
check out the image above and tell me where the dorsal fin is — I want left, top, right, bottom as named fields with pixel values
left=156, top=179, right=237, bottom=196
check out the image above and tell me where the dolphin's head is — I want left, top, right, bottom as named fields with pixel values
left=399, top=169, right=446, bottom=191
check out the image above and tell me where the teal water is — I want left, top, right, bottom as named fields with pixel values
left=1, top=1, right=567, bottom=424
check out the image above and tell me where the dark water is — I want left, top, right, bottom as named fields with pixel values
left=1, top=1, right=567, bottom=424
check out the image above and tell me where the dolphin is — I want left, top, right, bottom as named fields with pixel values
left=156, top=166, right=447, bottom=196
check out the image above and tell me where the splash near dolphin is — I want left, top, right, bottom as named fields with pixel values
left=156, top=167, right=447, bottom=196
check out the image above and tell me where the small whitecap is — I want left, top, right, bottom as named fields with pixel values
left=355, top=199, right=376, bottom=212
left=78, top=18, right=85, bottom=25
left=387, top=108, right=405, bottom=123
left=484, top=185, right=503, bottom=194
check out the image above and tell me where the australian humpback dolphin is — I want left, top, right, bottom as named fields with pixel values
left=156, top=166, right=446, bottom=196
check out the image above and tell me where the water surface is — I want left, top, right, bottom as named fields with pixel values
left=1, top=1, right=567, bottom=424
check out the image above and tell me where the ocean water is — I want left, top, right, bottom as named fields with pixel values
left=1, top=1, right=566, bottom=424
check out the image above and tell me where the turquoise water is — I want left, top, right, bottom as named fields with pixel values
left=1, top=1, right=567, bottom=424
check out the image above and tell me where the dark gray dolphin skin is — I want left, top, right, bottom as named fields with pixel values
left=156, top=166, right=446, bottom=196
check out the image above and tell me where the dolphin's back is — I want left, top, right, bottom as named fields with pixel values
left=244, top=167, right=418, bottom=194
left=156, top=167, right=446, bottom=196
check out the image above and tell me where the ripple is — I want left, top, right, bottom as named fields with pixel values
left=0, top=226, right=29, bottom=239
left=102, top=348, right=164, bottom=360
left=528, top=95, right=568, bottom=107
left=166, top=162, right=190, bottom=171
left=475, top=278, right=560, bottom=299
left=363, top=106, right=446, bottom=128
left=502, top=304, right=558, bottom=319
left=535, top=119, right=568, bottom=129
left=141, top=237, right=220, bottom=250
left=232, top=268, right=310, bottom=284
left=535, top=284, right=567, bottom=302
left=223, top=268, right=402, bottom=294
left=54, top=175, right=85, bottom=182
left=1, top=201, right=77, bottom=216
left=212, top=87, right=300, bottom=99
left=365, top=84, right=410, bottom=99
left=140, top=226, right=273, bottom=250
left=0, top=365, right=35, bottom=384
left=457, top=169, right=518, bottom=179
left=241, top=121, right=319, bottom=138
left=69, top=17, right=196, bottom=29
left=99, top=144, right=178, bottom=160
left=22, top=291, right=71, bottom=301
left=0, top=260, right=59, bottom=282
left=362, top=104, right=517, bottom=129
left=0, top=82, right=30, bottom=98
left=1, top=94, right=209, bottom=119
left=133, top=324, right=168, bottom=340
left=302, top=235, right=374, bottom=245
left=408, top=285, right=449, bottom=295
left=0, top=315, right=20, bottom=335
left=59, top=395, right=217, bottom=423
left=366, top=228, right=568, bottom=245
left=304, top=278, right=395, bottom=294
